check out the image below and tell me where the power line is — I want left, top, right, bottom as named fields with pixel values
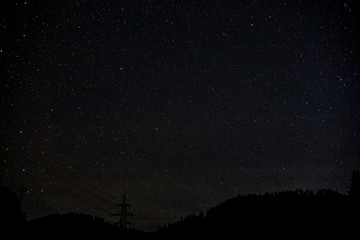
left=21, top=167, right=113, bottom=216
left=4, top=140, right=119, bottom=204
left=19, top=156, right=117, bottom=215
left=27, top=157, right=116, bottom=203
left=6, top=149, right=149, bottom=221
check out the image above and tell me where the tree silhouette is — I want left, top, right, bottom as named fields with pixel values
left=2, top=169, right=360, bottom=237
left=0, top=187, right=25, bottom=229
left=348, top=169, right=360, bottom=200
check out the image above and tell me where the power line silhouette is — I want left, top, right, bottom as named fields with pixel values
left=19, top=167, right=113, bottom=216
left=16, top=156, right=116, bottom=216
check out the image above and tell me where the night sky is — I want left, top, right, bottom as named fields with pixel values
left=1, top=0, right=359, bottom=231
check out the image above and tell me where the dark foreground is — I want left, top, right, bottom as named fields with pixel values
left=1, top=185, right=359, bottom=238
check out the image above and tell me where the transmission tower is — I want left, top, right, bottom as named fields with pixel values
left=112, top=195, right=133, bottom=229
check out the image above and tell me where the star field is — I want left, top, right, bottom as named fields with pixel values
left=1, top=0, right=359, bottom=231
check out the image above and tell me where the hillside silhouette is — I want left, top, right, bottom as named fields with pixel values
left=1, top=170, right=359, bottom=238
left=157, top=189, right=359, bottom=237
left=26, top=212, right=148, bottom=237
left=158, top=170, right=360, bottom=237
left=0, top=186, right=26, bottom=228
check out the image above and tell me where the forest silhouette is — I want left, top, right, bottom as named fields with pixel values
left=1, top=170, right=359, bottom=238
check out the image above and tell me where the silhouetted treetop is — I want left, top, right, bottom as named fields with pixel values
left=348, top=169, right=360, bottom=200
left=2, top=170, right=360, bottom=238
left=0, top=186, right=25, bottom=227
left=158, top=186, right=358, bottom=237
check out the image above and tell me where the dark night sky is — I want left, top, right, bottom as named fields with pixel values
left=1, top=0, right=359, bottom=231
